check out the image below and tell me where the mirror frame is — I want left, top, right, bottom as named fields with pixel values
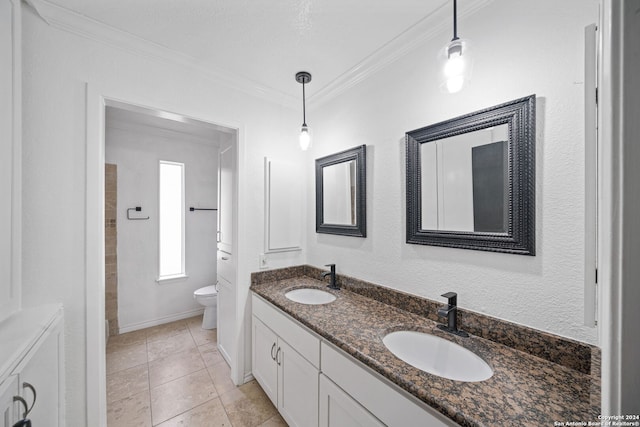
left=316, top=145, right=367, bottom=237
left=405, top=95, right=535, bottom=255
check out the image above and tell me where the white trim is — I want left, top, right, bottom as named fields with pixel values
left=263, top=157, right=303, bottom=254
left=597, top=0, right=622, bottom=415
left=155, top=273, right=189, bottom=283
left=118, top=308, right=205, bottom=334
left=584, top=23, right=598, bottom=327
left=25, top=0, right=492, bottom=110
left=86, top=84, right=243, bottom=426
left=243, top=372, right=255, bottom=384
left=599, top=0, right=640, bottom=414
left=85, top=83, right=107, bottom=427
left=25, top=0, right=297, bottom=108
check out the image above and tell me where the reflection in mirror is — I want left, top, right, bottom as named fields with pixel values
left=406, top=95, right=535, bottom=255
left=420, top=125, right=508, bottom=232
left=323, top=160, right=356, bottom=225
left=316, top=145, right=366, bottom=237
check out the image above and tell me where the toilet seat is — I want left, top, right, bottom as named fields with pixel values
left=194, top=285, right=217, bottom=297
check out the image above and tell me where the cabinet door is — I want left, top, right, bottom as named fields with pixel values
left=18, top=321, right=63, bottom=426
left=252, top=317, right=278, bottom=407
left=0, top=376, right=19, bottom=427
left=217, top=277, right=235, bottom=365
left=278, top=340, right=319, bottom=427
left=319, top=374, right=384, bottom=427
left=218, top=145, right=234, bottom=254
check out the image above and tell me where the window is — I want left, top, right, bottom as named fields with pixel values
left=159, top=161, right=185, bottom=280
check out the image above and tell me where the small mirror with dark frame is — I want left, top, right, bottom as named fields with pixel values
left=316, top=145, right=367, bottom=237
left=406, top=95, right=535, bottom=255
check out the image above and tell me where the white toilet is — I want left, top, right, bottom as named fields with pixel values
left=193, top=285, right=218, bottom=329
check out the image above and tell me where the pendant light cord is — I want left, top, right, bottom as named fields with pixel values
left=302, top=80, right=307, bottom=126
left=452, top=0, right=459, bottom=41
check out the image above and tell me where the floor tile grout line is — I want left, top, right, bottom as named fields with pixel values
left=213, top=366, right=236, bottom=427
left=153, top=397, right=221, bottom=427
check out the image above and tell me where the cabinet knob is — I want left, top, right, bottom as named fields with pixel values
left=270, top=343, right=277, bottom=361
left=275, top=347, right=281, bottom=366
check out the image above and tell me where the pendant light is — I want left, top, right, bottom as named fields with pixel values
left=439, top=0, right=472, bottom=93
left=296, top=71, right=312, bottom=150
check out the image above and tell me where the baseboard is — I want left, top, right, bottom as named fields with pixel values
left=243, top=372, right=255, bottom=384
left=118, top=308, right=205, bottom=334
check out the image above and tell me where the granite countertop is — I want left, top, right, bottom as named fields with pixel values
left=250, top=274, right=600, bottom=427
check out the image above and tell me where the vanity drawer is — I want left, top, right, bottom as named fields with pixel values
left=320, top=342, right=456, bottom=427
left=252, top=294, right=320, bottom=368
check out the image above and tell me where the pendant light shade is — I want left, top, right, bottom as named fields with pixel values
left=439, top=0, right=473, bottom=93
left=296, top=71, right=312, bottom=150
left=299, top=124, right=311, bottom=150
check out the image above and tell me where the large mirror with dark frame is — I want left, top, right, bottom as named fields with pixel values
left=316, top=145, right=367, bottom=237
left=406, top=95, right=535, bottom=255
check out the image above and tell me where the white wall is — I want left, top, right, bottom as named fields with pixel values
left=105, top=119, right=220, bottom=331
left=21, top=6, right=304, bottom=425
left=306, top=0, right=599, bottom=345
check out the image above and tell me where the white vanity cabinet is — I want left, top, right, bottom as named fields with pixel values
left=0, top=305, right=65, bottom=427
left=252, top=295, right=319, bottom=427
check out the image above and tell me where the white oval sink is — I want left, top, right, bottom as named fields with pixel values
left=285, top=288, right=336, bottom=305
left=383, top=330, right=493, bottom=382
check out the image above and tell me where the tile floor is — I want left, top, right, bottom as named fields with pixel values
left=106, top=315, right=287, bottom=427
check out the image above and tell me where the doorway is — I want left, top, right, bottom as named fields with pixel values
left=86, top=88, right=240, bottom=426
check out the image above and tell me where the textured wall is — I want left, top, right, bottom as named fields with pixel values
left=306, top=0, right=599, bottom=345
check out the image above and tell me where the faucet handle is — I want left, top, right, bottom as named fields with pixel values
left=441, top=292, right=457, bottom=306
left=324, top=264, right=336, bottom=271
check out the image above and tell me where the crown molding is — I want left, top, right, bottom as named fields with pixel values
left=24, top=0, right=492, bottom=111
left=23, top=0, right=299, bottom=108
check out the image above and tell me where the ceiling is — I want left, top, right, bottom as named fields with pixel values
left=34, top=0, right=489, bottom=105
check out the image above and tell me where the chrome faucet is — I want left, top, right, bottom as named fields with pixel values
left=321, top=264, right=339, bottom=290
left=437, top=292, right=468, bottom=337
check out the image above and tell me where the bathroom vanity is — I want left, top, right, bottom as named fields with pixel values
left=252, top=293, right=452, bottom=427
left=0, top=304, right=65, bottom=426
left=250, top=266, right=600, bottom=427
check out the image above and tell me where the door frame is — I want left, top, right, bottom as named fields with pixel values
left=85, top=83, right=242, bottom=426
